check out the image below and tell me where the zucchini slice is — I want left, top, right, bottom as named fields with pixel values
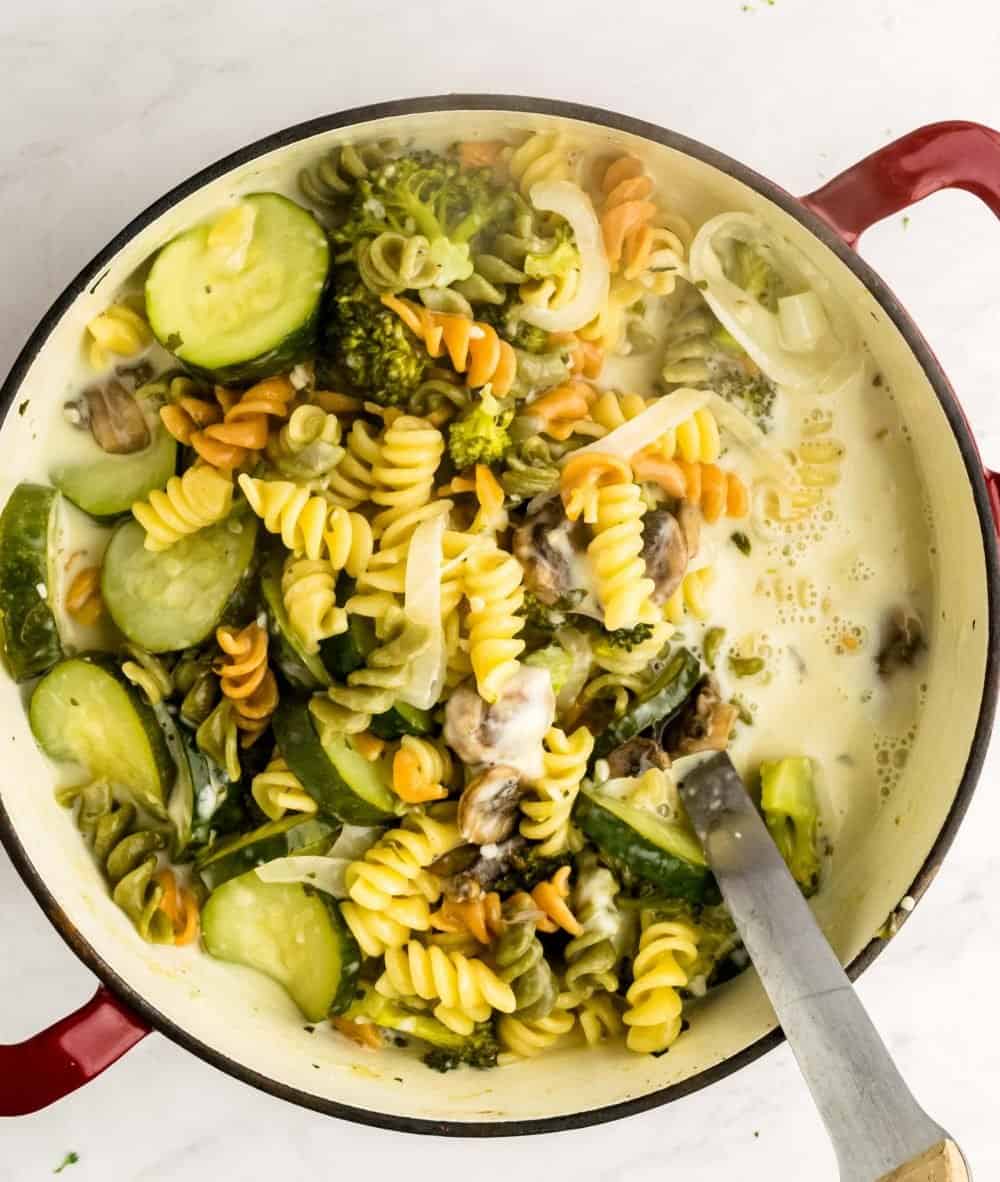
left=574, top=789, right=711, bottom=902
left=29, top=656, right=175, bottom=817
left=272, top=696, right=397, bottom=825
left=368, top=702, right=434, bottom=740
left=261, top=551, right=330, bottom=689
left=50, top=418, right=177, bottom=518
left=202, top=871, right=360, bottom=1021
left=0, top=484, right=63, bottom=680
left=196, top=815, right=338, bottom=891
left=145, top=194, right=330, bottom=384
left=102, top=512, right=258, bottom=653
left=593, top=647, right=703, bottom=759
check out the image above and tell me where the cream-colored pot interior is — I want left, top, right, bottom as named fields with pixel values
left=0, top=105, right=991, bottom=1128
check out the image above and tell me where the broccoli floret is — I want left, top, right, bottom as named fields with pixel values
left=344, top=986, right=499, bottom=1071
left=447, top=390, right=513, bottom=469
left=521, top=590, right=584, bottom=633
left=599, top=622, right=655, bottom=651
left=321, top=272, right=429, bottom=404
left=760, top=757, right=821, bottom=896
left=710, top=359, right=777, bottom=431
left=330, top=152, right=516, bottom=276
left=477, top=294, right=550, bottom=353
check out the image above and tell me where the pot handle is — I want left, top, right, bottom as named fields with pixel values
left=0, top=986, right=150, bottom=1116
left=803, top=121, right=1000, bottom=536
left=801, top=120, right=1000, bottom=247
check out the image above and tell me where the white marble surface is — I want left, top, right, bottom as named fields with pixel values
left=2, top=0, right=1000, bottom=1177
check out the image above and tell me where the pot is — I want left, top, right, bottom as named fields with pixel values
left=1, top=97, right=998, bottom=1135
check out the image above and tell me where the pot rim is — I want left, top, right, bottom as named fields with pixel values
left=1, top=93, right=997, bottom=1137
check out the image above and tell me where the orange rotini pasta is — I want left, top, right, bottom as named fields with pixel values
left=214, top=622, right=278, bottom=746
left=381, top=295, right=517, bottom=397
left=160, top=376, right=294, bottom=469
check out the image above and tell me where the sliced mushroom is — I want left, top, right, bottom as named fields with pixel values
left=442, top=834, right=530, bottom=900
left=77, top=380, right=150, bottom=454
left=662, top=675, right=738, bottom=756
left=458, top=765, right=522, bottom=846
left=604, top=736, right=672, bottom=780
left=513, top=497, right=592, bottom=606
left=641, top=510, right=689, bottom=604
left=876, top=607, right=925, bottom=678
left=444, top=665, right=554, bottom=780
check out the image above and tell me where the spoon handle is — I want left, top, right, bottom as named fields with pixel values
left=878, top=1141, right=970, bottom=1181
left=681, top=754, right=967, bottom=1182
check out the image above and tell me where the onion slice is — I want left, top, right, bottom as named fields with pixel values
left=518, top=181, right=610, bottom=333
left=401, top=513, right=446, bottom=709
left=689, top=212, right=860, bottom=394
left=574, top=388, right=709, bottom=461
left=255, top=855, right=350, bottom=897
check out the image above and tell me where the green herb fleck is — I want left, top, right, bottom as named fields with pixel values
left=902, top=215, right=910, bottom=230
left=54, top=1153, right=79, bottom=1174
left=731, top=531, right=752, bottom=556
left=732, top=696, right=754, bottom=725
left=703, top=627, right=726, bottom=670
left=695, top=279, right=709, bottom=290
left=163, top=332, right=184, bottom=352
left=18, top=400, right=29, bottom=416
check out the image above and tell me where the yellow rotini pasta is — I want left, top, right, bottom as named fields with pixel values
left=505, top=130, right=573, bottom=195
left=238, top=474, right=373, bottom=571
left=663, top=567, right=714, bottom=625
left=266, top=403, right=344, bottom=481
left=281, top=554, right=348, bottom=653
left=376, top=941, right=517, bottom=1035
left=85, top=303, right=151, bottom=370
left=370, top=414, right=445, bottom=537
left=587, top=476, right=657, bottom=631
left=325, top=419, right=381, bottom=508
left=132, top=465, right=233, bottom=552
left=120, top=646, right=173, bottom=706
left=520, top=726, right=594, bottom=855
left=592, top=619, right=673, bottom=678
left=623, top=916, right=700, bottom=1054
left=340, top=812, right=463, bottom=957
left=251, top=751, right=317, bottom=821
left=575, top=991, right=623, bottom=1046
left=464, top=544, right=526, bottom=703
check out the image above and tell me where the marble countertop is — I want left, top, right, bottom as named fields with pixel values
left=2, top=0, right=1000, bottom=1177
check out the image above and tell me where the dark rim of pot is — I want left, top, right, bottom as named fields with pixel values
left=0, top=94, right=997, bottom=1138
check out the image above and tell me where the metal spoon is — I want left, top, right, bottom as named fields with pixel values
left=680, top=752, right=970, bottom=1182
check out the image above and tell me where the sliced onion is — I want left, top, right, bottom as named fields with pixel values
left=689, top=212, right=860, bottom=395
left=575, top=388, right=709, bottom=460
left=555, top=627, right=592, bottom=714
left=401, top=513, right=445, bottom=709
left=255, top=855, right=350, bottom=897
left=703, top=393, right=798, bottom=488
left=777, top=291, right=829, bottom=353
left=518, top=181, right=609, bottom=332
left=329, top=824, right=384, bottom=860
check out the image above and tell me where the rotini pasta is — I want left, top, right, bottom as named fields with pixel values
left=238, top=475, right=373, bottom=572
left=376, top=941, right=517, bottom=1035
left=326, top=609, right=431, bottom=716
left=266, top=404, right=344, bottom=481
left=251, top=750, right=317, bottom=821
left=464, top=544, right=526, bottom=703
left=132, top=465, right=233, bottom=552
left=64, top=565, right=103, bottom=627
left=575, top=991, right=623, bottom=1046
left=623, top=915, right=700, bottom=1054
left=214, top=622, right=278, bottom=746
left=324, top=418, right=381, bottom=508
left=592, top=620, right=673, bottom=678
left=632, top=452, right=750, bottom=524
left=564, top=854, right=627, bottom=998
left=520, top=726, right=594, bottom=855
left=341, top=812, right=463, bottom=957
left=498, top=994, right=576, bottom=1059
left=85, top=303, right=152, bottom=370
left=161, top=377, right=295, bottom=471
left=58, top=780, right=173, bottom=943
left=494, top=917, right=559, bottom=1018
left=587, top=475, right=657, bottom=631
left=528, top=865, right=584, bottom=936
left=506, top=131, right=574, bottom=195
left=281, top=554, right=348, bottom=653
left=430, top=892, right=504, bottom=945
left=663, top=567, right=714, bottom=624
left=392, top=735, right=452, bottom=804
left=356, top=232, right=441, bottom=294
left=298, top=140, right=395, bottom=210
left=381, top=295, right=517, bottom=397
left=121, top=645, right=173, bottom=706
